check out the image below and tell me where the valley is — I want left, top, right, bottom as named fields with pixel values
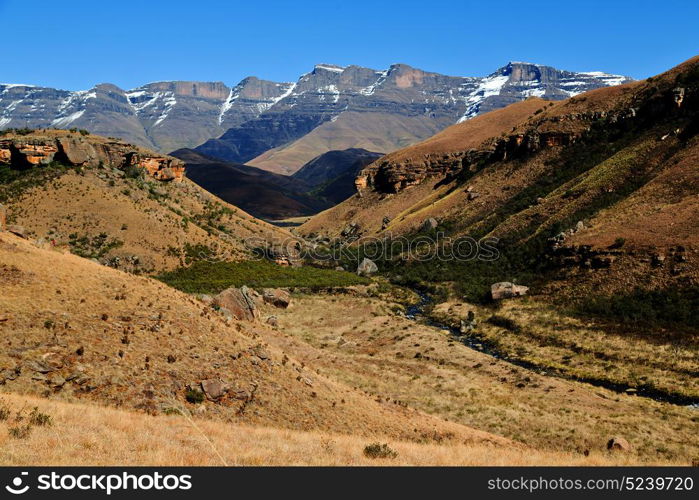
left=0, top=54, right=697, bottom=468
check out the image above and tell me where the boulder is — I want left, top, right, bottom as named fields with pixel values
left=422, top=218, right=438, bottom=231
left=201, top=379, right=226, bottom=400
left=381, top=216, right=391, bottom=230
left=213, top=286, right=258, bottom=321
left=262, top=288, right=291, bottom=309
left=266, top=315, right=278, bottom=327
left=357, top=258, right=378, bottom=277
left=491, top=282, right=529, bottom=300
left=606, top=436, right=631, bottom=452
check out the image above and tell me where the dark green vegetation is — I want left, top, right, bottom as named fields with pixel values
left=157, top=259, right=370, bottom=294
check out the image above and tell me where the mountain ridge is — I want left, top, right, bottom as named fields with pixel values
left=1, top=61, right=631, bottom=168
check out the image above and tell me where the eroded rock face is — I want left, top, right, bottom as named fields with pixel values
left=356, top=81, right=692, bottom=195
left=607, top=436, right=632, bottom=452
left=0, top=133, right=184, bottom=182
left=357, top=258, right=378, bottom=277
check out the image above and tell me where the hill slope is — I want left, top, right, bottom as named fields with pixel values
left=171, top=149, right=331, bottom=219
left=0, top=130, right=290, bottom=272
left=301, top=56, right=699, bottom=296
left=0, top=231, right=509, bottom=445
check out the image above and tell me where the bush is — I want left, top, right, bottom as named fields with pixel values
left=29, top=407, right=53, bottom=427
left=363, top=442, right=398, bottom=459
left=575, top=286, right=699, bottom=328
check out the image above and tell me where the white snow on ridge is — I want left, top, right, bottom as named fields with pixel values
left=269, top=82, right=297, bottom=107
left=218, top=87, right=238, bottom=125
left=51, top=110, right=85, bottom=127
left=457, top=74, right=509, bottom=122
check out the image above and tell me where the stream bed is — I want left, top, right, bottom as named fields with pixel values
left=404, top=288, right=699, bottom=410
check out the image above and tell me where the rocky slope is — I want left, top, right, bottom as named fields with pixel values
left=0, top=231, right=510, bottom=444
left=1, top=62, right=630, bottom=170
left=301, top=56, right=699, bottom=295
left=0, top=130, right=290, bottom=272
left=0, top=78, right=291, bottom=153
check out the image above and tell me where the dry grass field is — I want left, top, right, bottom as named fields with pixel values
left=0, top=393, right=637, bottom=466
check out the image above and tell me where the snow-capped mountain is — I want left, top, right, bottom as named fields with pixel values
left=0, top=62, right=631, bottom=170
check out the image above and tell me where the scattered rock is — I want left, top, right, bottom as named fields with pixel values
left=232, top=389, right=250, bottom=401
left=467, top=192, right=480, bottom=201
left=48, top=373, right=66, bottom=387
left=266, top=315, right=278, bottom=327
left=607, top=436, right=631, bottom=452
left=262, top=288, right=291, bottom=309
left=6, top=225, right=27, bottom=239
left=491, top=282, right=529, bottom=300
left=198, top=294, right=214, bottom=306
left=357, top=258, right=378, bottom=277
left=201, top=379, right=226, bottom=400
left=213, top=286, right=258, bottom=321
left=334, top=266, right=345, bottom=272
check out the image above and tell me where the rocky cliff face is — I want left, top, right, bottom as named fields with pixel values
left=1, top=62, right=630, bottom=165
left=0, top=130, right=184, bottom=182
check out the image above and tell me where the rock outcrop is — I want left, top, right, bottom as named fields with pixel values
left=0, top=131, right=184, bottom=182
left=491, top=282, right=529, bottom=300
left=355, top=78, right=693, bottom=195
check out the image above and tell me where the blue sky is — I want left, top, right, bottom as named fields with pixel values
left=2, top=0, right=697, bottom=90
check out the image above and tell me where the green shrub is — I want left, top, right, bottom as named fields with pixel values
left=157, top=260, right=370, bottom=294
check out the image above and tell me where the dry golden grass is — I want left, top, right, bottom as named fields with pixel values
left=5, top=163, right=291, bottom=273
left=265, top=290, right=699, bottom=465
left=0, top=393, right=636, bottom=466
